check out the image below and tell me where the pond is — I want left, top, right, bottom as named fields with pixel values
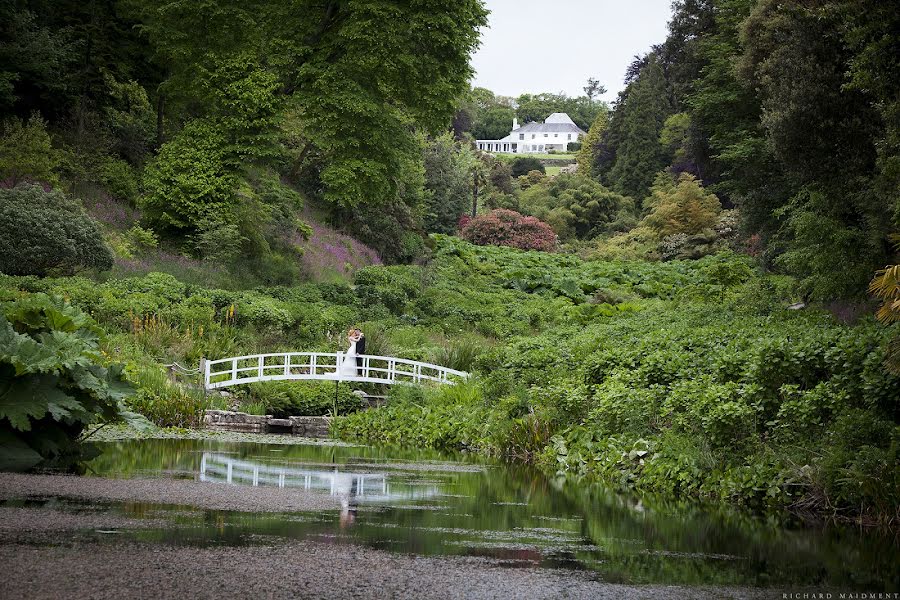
left=20, top=438, right=900, bottom=590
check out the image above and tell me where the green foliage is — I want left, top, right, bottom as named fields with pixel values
left=100, top=70, right=156, bottom=164
left=642, top=172, right=722, bottom=238
left=430, top=337, right=485, bottom=373
left=354, top=266, right=422, bottom=315
left=514, top=92, right=605, bottom=132
left=98, top=157, right=138, bottom=203
left=0, top=184, right=113, bottom=276
left=466, top=88, right=516, bottom=140
left=196, top=53, right=282, bottom=163
left=603, top=56, right=673, bottom=199
left=280, top=1, right=488, bottom=208
left=245, top=381, right=363, bottom=417
left=576, top=111, right=608, bottom=176
left=333, top=381, right=491, bottom=450
left=0, top=294, right=143, bottom=471
left=0, top=113, right=57, bottom=186
left=125, top=363, right=208, bottom=428
left=110, top=225, right=159, bottom=260
left=126, top=226, right=159, bottom=252
left=140, top=119, right=237, bottom=231
left=659, top=112, right=692, bottom=170
left=510, top=157, right=545, bottom=178
left=193, top=218, right=248, bottom=262
left=519, top=175, right=630, bottom=240
left=775, top=191, right=882, bottom=301
left=423, top=133, right=474, bottom=234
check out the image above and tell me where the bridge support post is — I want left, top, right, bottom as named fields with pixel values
left=200, top=357, right=207, bottom=391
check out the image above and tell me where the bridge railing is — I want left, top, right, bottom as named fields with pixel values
left=204, top=352, right=469, bottom=390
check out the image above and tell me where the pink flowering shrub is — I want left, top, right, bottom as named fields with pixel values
left=460, top=209, right=557, bottom=252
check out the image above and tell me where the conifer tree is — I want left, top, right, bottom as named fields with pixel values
left=605, top=56, right=672, bottom=199
left=576, top=110, right=608, bottom=177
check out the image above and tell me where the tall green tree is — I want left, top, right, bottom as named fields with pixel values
left=739, top=0, right=890, bottom=299
left=465, top=87, right=516, bottom=140
left=129, top=0, right=487, bottom=212
left=604, top=56, right=673, bottom=199
left=682, top=0, right=784, bottom=232
left=515, top=92, right=604, bottom=131
left=576, top=110, right=608, bottom=177
left=423, top=133, right=474, bottom=234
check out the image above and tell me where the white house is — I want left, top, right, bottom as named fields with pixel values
left=475, top=112, right=585, bottom=154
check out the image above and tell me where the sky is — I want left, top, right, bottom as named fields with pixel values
left=471, top=0, right=675, bottom=102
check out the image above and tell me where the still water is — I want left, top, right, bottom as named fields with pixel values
left=65, top=438, right=899, bottom=589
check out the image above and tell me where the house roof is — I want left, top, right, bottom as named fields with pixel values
left=545, top=112, right=575, bottom=124
left=476, top=112, right=586, bottom=143
left=514, top=121, right=584, bottom=134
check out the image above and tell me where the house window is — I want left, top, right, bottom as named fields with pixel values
left=531, top=134, right=535, bottom=139
left=519, top=133, right=524, bottom=140
left=554, top=133, right=558, bottom=137
left=567, top=134, right=572, bottom=140
left=543, top=133, right=548, bottom=137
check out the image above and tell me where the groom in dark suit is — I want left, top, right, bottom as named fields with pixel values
left=354, top=329, right=366, bottom=375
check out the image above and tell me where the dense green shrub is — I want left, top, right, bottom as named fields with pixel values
left=193, top=217, right=247, bottom=261
left=0, top=294, right=145, bottom=471
left=140, top=119, right=237, bottom=230
left=99, top=157, right=138, bottom=203
left=233, top=293, right=294, bottom=332
left=333, top=382, right=490, bottom=449
left=429, top=337, right=485, bottom=372
left=519, top=174, right=632, bottom=240
left=642, top=172, right=722, bottom=238
left=0, top=113, right=57, bottom=186
left=354, top=266, right=422, bottom=315
left=510, top=157, right=545, bottom=177
left=0, top=184, right=113, bottom=276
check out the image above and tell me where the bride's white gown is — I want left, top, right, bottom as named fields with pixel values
left=336, top=340, right=358, bottom=379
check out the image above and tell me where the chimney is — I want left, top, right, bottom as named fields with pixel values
left=512, top=117, right=519, bottom=130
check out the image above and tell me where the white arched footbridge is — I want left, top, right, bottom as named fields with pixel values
left=203, top=352, right=469, bottom=390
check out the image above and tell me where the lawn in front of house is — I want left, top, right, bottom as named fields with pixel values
left=495, top=152, right=577, bottom=162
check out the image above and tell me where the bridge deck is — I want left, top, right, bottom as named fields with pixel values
left=204, top=352, right=468, bottom=390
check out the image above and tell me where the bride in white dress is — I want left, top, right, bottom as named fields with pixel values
left=336, top=329, right=361, bottom=379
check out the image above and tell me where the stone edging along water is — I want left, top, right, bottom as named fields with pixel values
left=203, top=410, right=331, bottom=437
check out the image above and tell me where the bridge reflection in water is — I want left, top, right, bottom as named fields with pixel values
left=198, top=452, right=440, bottom=505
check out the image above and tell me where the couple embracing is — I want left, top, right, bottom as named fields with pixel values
left=336, top=328, right=366, bottom=379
